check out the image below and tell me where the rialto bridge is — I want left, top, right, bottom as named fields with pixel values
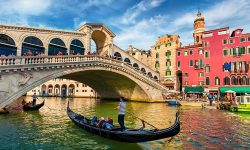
left=0, top=23, right=167, bottom=108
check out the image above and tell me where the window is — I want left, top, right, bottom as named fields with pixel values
left=156, top=53, right=159, bottom=59
left=230, top=39, right=234, bottom=44
left=190, top=60, right=193, bottom=66
left=82, top=90, right=84, bottom=92
left=166, top=60, right=171, bottom=66
left=184, top=51, right=188, bottom=56
left=177, top=61, right=181, bottom=68
left=248, top=47, right=250, bottom=54
left=223, top=39, right=227, bottom=44
left=224, top=77, right=230, bottom=85
left=215, top=77, right=220, bottom=85
left=177, top=51, right=181, bottom=56
left=248, top=37, right=250, bottom=41
left=205, top=65, right=210, bottom=72
left=76, top=84, right=79, bottom=87
left=185, top=81, right=188, bottom=85
left=205, top=51, right=209, bottom=58
left=184, top=73, right=188, bottom=77
left=199, top=81, right=204, bottom=86
left=155, top=61, right=160, bottom=69
left=223, top=49, right=228, bottom=56
left=199, top=72, right=204, bottom=77
left=239, top=47, right=246, bottom=55
left=203, top=33, right=213, bottom=38
left=166, top=71, right=171, bottom=76
left=82, top=84, right=85, bottom=87
left=240, top=38, right=246, bottom=42
left=190, top=50, right=193, bottom=55
left=166, top=50, right=171, bottom=56
left=206, top=77, right=210, bottom=85
left=204, top=41, right=208, bottom=47
left=76, top=90, right=78, bottom=92
left=198, top=49, right=203, bottom=54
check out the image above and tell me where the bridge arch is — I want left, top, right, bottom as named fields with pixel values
left=70, top=39, right=85, bottom=55
left=133, top=63, right=139, bottom=70
left=91, top=30, right=107, bottom=53
left=0, top=34, right=17, bottom=56
left=114, top=52, right=122, bottom=60
left=124, top=58, right=131, bottom=64
left=141, top=68, right=146, bottom=74
left=48, top=38, right=67, bottom=55
left=22, top=36, right=45, bottom=56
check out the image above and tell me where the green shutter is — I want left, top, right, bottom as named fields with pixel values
left=233, top=48, right=236, bottom=55
left=223, top=50, right=228, bottom=56
left=205, top=51, right=209, bottom=58
left=242, top=47, right=245, bottom=54
left=248, top=48, right=250, bottom=54
left=199, top=59, right=203, bottom=68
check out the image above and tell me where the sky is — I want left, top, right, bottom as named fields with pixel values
left=0, top=0, right=250, bottom=50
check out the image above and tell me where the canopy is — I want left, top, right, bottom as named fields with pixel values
left=184, top=86, right=204, bottom=94
left=219, top=87, right=250, bottom=94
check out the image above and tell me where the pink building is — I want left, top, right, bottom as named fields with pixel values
left=176, top=11, right=250, bottom=95
left=202, top=27, right=250, bottom=94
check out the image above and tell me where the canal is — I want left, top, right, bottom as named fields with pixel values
left=0, top=97, right=250, bottom=149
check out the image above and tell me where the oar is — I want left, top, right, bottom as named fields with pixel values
left=126, top=111, right=159, bottom=130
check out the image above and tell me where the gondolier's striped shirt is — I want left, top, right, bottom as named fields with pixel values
left=119, top=101, right=126, bottom=115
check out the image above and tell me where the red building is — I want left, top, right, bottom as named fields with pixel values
left=202, top=27, right=250, bottom=94
left=176, top=11, right=250, bottom=95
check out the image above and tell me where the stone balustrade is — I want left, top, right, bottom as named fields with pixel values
left=0, top=55, right=165, bottom=88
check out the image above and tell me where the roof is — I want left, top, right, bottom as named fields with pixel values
left=79, top=23, right=116, bottom=37
left=177, top=44, right=202, bottom=50
left=231, top=28, right=243, bottom=37
left=203, top=27, right=229, bottom=34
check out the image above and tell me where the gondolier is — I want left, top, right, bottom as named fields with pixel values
left=32, top=92, right=38, bottom=106
left=115, top=97, right=126, bottom=131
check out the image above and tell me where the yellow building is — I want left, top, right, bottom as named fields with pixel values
left=127, top=45, right=152, bottom=68
left=27, top=79, right=98, bottom=98
left=151, top=35, right=181, bottom=90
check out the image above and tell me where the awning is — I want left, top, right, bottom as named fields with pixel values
left=184, top=86, right=204, bottom=94
left=219, top=87, right=250, bottom=94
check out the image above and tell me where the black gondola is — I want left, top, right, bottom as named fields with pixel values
left=23, top=100, right=45, bottom=111
left=67, top=102, right=180, bottom=143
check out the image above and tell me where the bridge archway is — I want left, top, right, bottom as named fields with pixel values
left=22, top=36, right=44, bottom=56
left=70, top=39, right=85, bottom=55
left=48, top=38, right=67, bottom=55
left=0, top=34, right=17, bottom=56
left=91, top=30, right=106, bottom=54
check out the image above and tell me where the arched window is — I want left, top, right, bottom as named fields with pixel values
left=166, top=60, right=171, bottom=67
left=48, top=38, right=67, bottom=55
left=215, top=77, right=220, bottom=85
left=141, top=68, right=146, bottom=74
left=231, top=76, right=237, bottom=85
left=133, top=63, right=139, bottom=70
left=223, top=49, right=228, bottom=56
left=154, top=76, right=158, bottom=80
left=22, top=36, right=44, bottom=56
left=206, top=77, right=210, bottom=85
left=155, top=61, right=160, bottom=69
left=114, top=52, right=122, bottom=60
left=124, top=58, right=131, bottom=64
left=156, top=52, right=159, bottom=59
left=148, top=72, right=152, bottom=78
left=224, top=76, right=230, bottom=85
left=238, top=76, right=242, bottom=85
left=0, top=34, right=17, bottom=56
left=70, top=39, right=85, bottom=55
left=165, top=50, right=171, bottom=56
left=242, top=76, right=247, bottom=85
left=166, top=71, right=171, bottom=76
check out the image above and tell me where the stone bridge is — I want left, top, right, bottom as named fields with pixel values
left=0, top=55, right=166, bottom=108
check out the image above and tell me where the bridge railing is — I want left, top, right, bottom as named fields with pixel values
left=0, top=55, right=166, bottom=88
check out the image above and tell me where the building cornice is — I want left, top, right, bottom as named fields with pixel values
left=0, top=24, right=85, bottom=36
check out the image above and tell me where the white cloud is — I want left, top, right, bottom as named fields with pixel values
left=115, top=15, right=168, bottom=50
left=121, top=0, right=165, bottom=24
left=0, top=0, right=51, bottom=25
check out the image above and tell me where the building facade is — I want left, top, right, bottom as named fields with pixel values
left=202, top=27, right=250, bottom=93
left=177, top=11, right=250, bottom=94
left=151, top=35, right=181, bottom=90
left=27, top=79, right=97, bottom=97
left=127, top=45, right=152, bottom=68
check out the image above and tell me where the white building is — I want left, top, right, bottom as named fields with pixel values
left=27, top=78, right=98, bottom=98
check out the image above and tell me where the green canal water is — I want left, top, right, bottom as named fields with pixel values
left=1, top=97, right=250, bottom=149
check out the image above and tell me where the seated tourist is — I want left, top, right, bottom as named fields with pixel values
left=102, top=122, right=113, bottom=130
left=97, top=117, right=106, bottom=128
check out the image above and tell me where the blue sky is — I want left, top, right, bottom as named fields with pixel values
left=0, top=0, right=250, bottom=50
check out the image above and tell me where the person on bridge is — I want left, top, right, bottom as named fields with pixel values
left=115, top=97, right=126, bottom=131
left=32, top=92, right=38, bottom=106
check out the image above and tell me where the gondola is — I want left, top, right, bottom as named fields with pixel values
left=67, top=102, right=180, bottom=143
left=23, top=100, right=45, bottom=111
